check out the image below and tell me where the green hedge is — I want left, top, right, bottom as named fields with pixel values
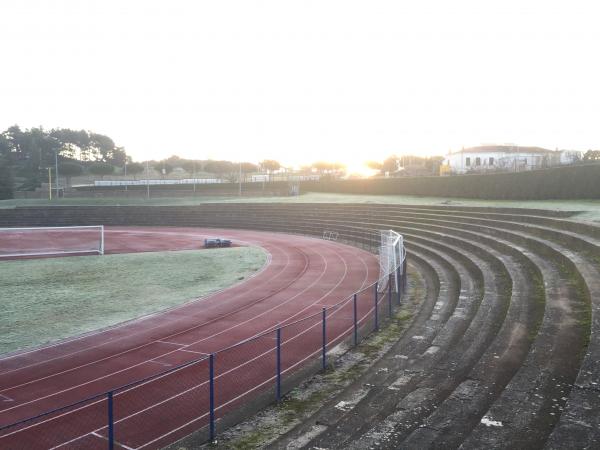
left=301, top=164, right=600, bottom=200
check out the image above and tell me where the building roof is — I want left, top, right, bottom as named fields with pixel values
left=450, top=145, right=554, bottom=155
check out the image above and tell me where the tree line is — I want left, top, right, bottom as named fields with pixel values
left=0, top=125, right=127, bottom=197
left=0, top=125, right=351, bottom=200
left=148, top=156, right=284, bottom=182
left=0, top=125, right=126, bottom=166
left=3, top=124, right=598, bottom=201
left=0, top=126, right=296, bottom=199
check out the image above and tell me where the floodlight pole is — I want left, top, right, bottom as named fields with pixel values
left=48, top=167, right=52, bottom=200
left=239, top=161, right=242, bottom=196
left=146, top=160, right=150, bottom=199
left=55, top=151, right=59, bottom=196
left=193, top=160, right=197, bottom=193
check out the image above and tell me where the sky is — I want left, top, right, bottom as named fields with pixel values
left=1, top=0, right=599, bottom=172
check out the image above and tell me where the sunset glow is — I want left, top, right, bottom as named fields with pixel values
left=1, top=0, right=599, bottom=167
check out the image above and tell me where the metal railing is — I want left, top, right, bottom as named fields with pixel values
left=0, top=237, right=407, bottom=450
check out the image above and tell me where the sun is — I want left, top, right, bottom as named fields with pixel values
left=344, top=160, right=379, bottom=178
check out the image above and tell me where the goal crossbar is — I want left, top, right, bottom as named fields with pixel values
left=0, top=225, right=105, bottom=258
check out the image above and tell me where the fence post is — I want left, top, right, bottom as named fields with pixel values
left=209, top=353, right=215, bottom=442
left=276, top=328, right=281, bottom=402
left=388, top=274, right=393, bottom=317
left=353, top=293, right=358, bottom=346
left=396, top=265, right=402, bottom=304
left=322, top=307, right=327, bottom=371
left=403, top=258, right=408, bottom=289
left=374, top=283, right=379, bottom=331
left=107, top=391, right=114, bottom=450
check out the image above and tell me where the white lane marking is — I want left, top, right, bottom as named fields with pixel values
left=147, top=360, right=172, bottom=367
left=0, top=243, right=294, bottom=414
left=126, top=247, right=376, bottom=449
left=157, top=341, right=185, bottom=347
left=0, top=228, right=274, bottom=367
left=0, top=241, right=308, bottom=430
left=0, top=235, right=287, bottom=394
left=2, top=239, right=376, bottom=450
left=69, top=432, right=136, bottom=450
left=177, top=349, right=210, bottom=355
left=137, top=269, right=374, bottom=450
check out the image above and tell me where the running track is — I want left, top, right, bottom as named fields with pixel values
left=0, top=227, right=380, bottom=449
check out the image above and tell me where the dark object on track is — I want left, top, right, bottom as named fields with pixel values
left=204, top=238, right=232, bottom=248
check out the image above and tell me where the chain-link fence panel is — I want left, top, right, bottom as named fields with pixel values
left=279, top=313, right=323, bottom=391
left=0, top=393, right=108, bottom=450
left=213, top=331, right=277, bottom=425
left=112, top=356, right=210, bottom=449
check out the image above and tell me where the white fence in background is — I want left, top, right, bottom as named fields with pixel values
left=94, top=174, right=320, bottom=187
left=94, top=179, right=223, bottom=187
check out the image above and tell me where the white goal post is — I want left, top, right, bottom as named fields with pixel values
left=0, top=225, right=105, bottom=258
left=322, top=230, right=339, bottom=241
left=378, top=229, right=405, bottom=292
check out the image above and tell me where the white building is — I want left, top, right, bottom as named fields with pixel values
left=441, top=145, right=582, bottom=175
left=558, top=150, right=582, bottom=165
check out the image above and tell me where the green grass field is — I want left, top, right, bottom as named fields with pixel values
left=2, top=192, right=600, bottom=221
left=0, top=247, right=266, bottom=355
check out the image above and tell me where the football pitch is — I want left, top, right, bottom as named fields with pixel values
left=0, top=247, right=266, bottom=355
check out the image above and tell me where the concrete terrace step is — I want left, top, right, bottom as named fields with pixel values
left=281, top=244, right=470, bottom=450
left=354, top=233, right=510, bottom=447
left=283, top=235, right=507, bottom=449
left=1, top=203, right=599, bottom=448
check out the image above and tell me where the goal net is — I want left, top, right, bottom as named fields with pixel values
left=0, top=226, right=105, bottom=258
left=378, top=229, right=405, bottom=292
left=322, top=230, right=339, bottom=241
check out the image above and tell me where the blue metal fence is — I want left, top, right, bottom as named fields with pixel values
left=0, top=245, right=407, bottom=449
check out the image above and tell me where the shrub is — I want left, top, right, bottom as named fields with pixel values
left=88, top=163, right=115, bottom=179
left=126, top=162, right=145, bottom=179
left=58, top=162, right=84, bottom=187
left=0, top=159, right=14, bottom=199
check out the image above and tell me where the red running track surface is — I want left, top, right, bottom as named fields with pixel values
left=0, top=227, right=380, bottom=449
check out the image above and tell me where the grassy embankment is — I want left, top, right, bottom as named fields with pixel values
left=2, top=193, right=600, bottom=221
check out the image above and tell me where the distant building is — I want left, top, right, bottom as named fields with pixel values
left=441, top=145, right=582, bottom=175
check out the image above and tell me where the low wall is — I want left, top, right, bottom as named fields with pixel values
left=300, top=163, right=600, bottom=200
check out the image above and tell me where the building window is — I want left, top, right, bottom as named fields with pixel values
left=475, top=157, right=481, bottom=166
left=466, top=157, right=471, bottom=166
left=489, top=157, right=494, bottom=165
